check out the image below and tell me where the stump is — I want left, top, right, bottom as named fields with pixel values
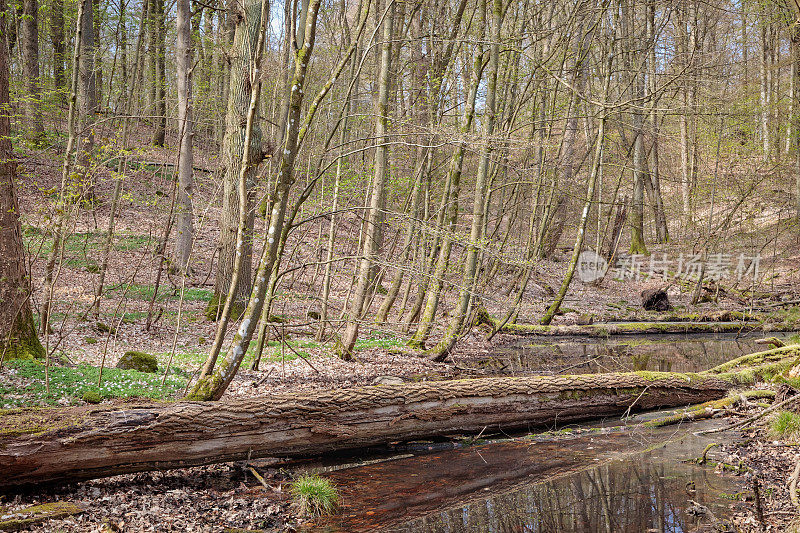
left=642, top=288, right=672, bottom=311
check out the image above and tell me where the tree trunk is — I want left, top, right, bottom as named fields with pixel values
left=207, top=0, right=267, bottom=319
left=39, top=0, right=89, bottom=335
left=540, top=61, right=608, bottom=325
left=174, top=0, right=194, bottom=273
left=338, top=0, right=395, bottom=358
left=791, top=27, right=800, bottom=229
left=188, top=0, right=328, bottom=400
left=3, top=350, right=794, bottom=489
left=78, top=0, right=97, bottom=159
left=0, top=0, right=44, bottom=361
left=427, top=0, right=502, bottom=361
left=150, top=0, right=166, bottom=146
left=408, top=51, right=483, bottom=347
left=50, top=0, right=65, bottom=96
left=20, top=0, right=44, bottom=138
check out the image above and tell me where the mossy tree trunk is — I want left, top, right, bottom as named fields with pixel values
left=0, top=3, right=44, bottom=362
left=188, top=0, right=359, bottom=399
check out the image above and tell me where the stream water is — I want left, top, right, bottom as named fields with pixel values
left=302, top=333, right=769, bottom=532
left=463, top=331, right=789, bottom=375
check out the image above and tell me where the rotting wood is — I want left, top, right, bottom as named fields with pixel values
left=0, top=501, right=85, bottom=531
left=2, top=348, right=797, bottom=489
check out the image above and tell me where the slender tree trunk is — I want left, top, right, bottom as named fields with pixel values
left=792, top=28, right=800, bottom=228
left=78, top=0, right=97, bottom=159
left=647, top=0, right=667, bottom=243
left=408, top=52, right=483, bottom=348
left=189, top=0, right=326, bottom=400
left=92, top=0, right=102, bottom=108
left=338, top=0, right=395, bottom=359
left=40, top=0, right=89, bottom=335
left=174, top=0, right=194, bottom=273
left=198, top=0, right=269, bottom=378
left=50, top=0, right=65, bottom=96
left=427, top=0, right=501, bottom=361
left=540, top=26, right=612, bottom=326
left=150, top=0, right=166, bottom=146
left=206, top=0, right=267, bottom=319
left=759, top=18, right=771, bottom=161
left=20, top=0, right=44, bottom=138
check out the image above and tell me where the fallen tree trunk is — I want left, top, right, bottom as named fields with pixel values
left=1, top=347, right=797, bottom=489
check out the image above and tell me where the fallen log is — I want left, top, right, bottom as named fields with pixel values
left=1, top=347, right=797, bottom=490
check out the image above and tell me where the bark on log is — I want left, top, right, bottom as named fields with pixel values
left=1, top=349, right=795, bottom=490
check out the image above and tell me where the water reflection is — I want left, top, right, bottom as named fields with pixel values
left=386, top=458, right=734, bottom=533
left=313, top=422, right=745, bottom=533
left=471, top=332, right=786, bottom=375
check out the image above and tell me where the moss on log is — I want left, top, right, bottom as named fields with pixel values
left=0, top=501, right=84, bottom=531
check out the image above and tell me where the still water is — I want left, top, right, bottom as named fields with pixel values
left=463, top=331, right=788, bottom=375
left=304, top=334, right=760, bottom=532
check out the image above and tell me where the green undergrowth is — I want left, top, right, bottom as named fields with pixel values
left=0, top=360, right=187, bottom=408
left=153, top=338, right=331, bottom=370
left=23, top=226, right=154, bottom=256
left=354, top=333, right=405, bottom=351
left=105, top=283, right=213, bottom=303
left=769, top=411, right=800, bottom=441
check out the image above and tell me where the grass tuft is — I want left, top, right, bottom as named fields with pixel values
left=769, top=410, right=800, bottom=441
left=291, top=474, right=339, bottom=517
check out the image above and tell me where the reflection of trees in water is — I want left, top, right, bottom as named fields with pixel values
left=492, top=337, right=766, bottom=375
left=387, top=460, right=718, bottom=533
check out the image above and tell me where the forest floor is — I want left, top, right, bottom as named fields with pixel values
left=4, top=127, right=800, bottom=530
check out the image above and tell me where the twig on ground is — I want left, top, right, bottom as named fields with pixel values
left=790, top=458, right=800, bottom=511
left=699, top=394, right=800, bottom=435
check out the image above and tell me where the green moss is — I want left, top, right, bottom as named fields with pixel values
left=204, top=294, right=245, bottom=321
left=0, top=501, right=84, bottom=530
left=1, top=313, right=45, bottom=361
left=84, top=336, right=98, bottom=345
left=634, top=370, right=692, bottom=382
left=186, top=376, right=214, bottom=401
left=94, top=321, right=116, bottom=334
left=116, top=351, right=158, bottom=373
left=81, top=390, right=102, bottom=404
